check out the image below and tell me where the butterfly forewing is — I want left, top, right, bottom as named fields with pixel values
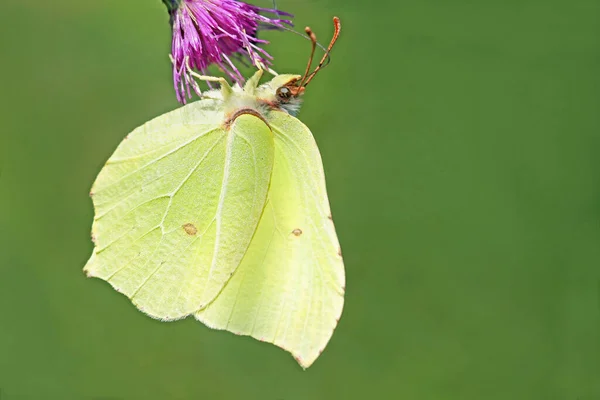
left=84, top=104, right=274, bottom=320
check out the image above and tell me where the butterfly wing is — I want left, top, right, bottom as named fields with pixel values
left=84, top=102, right=274, bottom=320
left=196, top=111, right=345, bottom=368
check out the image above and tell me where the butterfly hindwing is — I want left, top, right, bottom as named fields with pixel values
left=196, top=111, right=345, bottom=368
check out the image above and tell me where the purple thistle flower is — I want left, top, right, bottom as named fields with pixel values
left=164, top=0, right=293, bottom=103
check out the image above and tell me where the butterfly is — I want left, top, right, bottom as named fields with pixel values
left=84, top=17, right=344, bottom=368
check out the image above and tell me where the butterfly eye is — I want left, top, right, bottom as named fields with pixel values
left=276, top=86, right=292, bottom=101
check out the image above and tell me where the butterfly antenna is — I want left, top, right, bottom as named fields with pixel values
left=302, top=17, right=341, bottom=88
left=276, top=25, right=331, bottom=61
left=299, top=27, right=318, bottom=87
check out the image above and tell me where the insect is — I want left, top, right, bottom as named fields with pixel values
left=84, top=17, right=344, bottom=369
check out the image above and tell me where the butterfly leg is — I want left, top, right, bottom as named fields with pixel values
left=181, top=58, right=227, bottom=84
left=177, top=56, right=233, bottom=98
left=243, top=68, right=264, bottom=94
left=256, top=60, right=278, bottom=76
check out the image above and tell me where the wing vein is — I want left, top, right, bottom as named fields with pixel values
left=250, top=222, right=277, bottom=336
left=95, top=126, right=221, bottom=195
left=104, top=225, right=162, bottom=280
left=202, top=129, right=235, bottom=300
left=159, top=133, right=226, bottom=233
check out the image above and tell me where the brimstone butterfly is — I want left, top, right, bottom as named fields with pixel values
left=84, top=18, right=344, bottom=368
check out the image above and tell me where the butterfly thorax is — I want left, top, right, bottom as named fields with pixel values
left=203, top=71, right=305, bottom=126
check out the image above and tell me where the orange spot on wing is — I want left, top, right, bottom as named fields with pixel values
left=183, top=223, right=198, bottom=235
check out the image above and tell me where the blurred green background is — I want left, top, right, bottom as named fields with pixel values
left=1, top=0, right=599, bottom=399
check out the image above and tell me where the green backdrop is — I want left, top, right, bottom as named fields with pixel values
left=1, top=0, right=599, bottom=399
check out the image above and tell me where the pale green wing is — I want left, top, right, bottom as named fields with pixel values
left=84, top=102, right=274, bottom=320
left=196, top=111, right=345, bottom=368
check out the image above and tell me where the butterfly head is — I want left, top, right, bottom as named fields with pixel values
left=255, top=17, right=341, bottom=117
left=255, top=74, right=304, bottom=116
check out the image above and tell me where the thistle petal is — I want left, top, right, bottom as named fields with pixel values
left=166, top=0, right=293, bottom=103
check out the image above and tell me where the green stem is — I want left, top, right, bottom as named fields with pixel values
left=162, top=0, right=182, bottom=13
